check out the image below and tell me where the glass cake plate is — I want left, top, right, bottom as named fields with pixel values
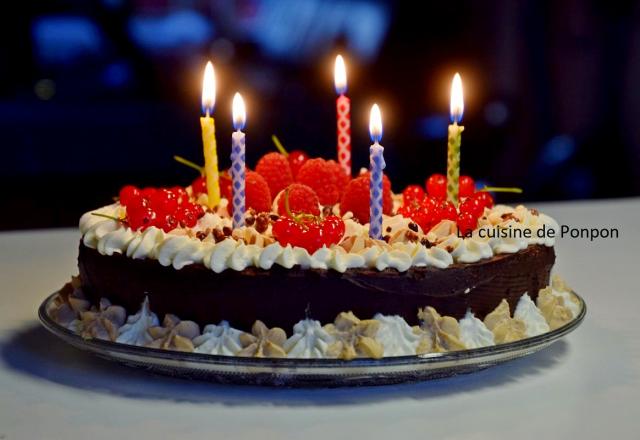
left=38, top=292, right=586, bottom=387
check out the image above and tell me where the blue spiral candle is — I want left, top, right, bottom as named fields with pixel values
left=231, top=93, right=246, bottom=228
left=368, top=104, right=385, bottom=240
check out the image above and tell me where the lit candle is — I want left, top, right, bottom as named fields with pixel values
left=368, top=104, right=385, bottom=240
left=335, top=55, right=351, bottom=176
left=447, top=72, right=465, bottom=206
left=201, top=61, right=221, bottom=209
left=231, top=92, right=246, bottom=228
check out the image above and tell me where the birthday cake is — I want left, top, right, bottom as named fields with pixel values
left=46, top=151, right=582, bottom=359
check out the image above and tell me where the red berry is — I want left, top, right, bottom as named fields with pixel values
left=256, top=152, right=294, bottom=197
left=119, top=185, right=140, bottom=206
left=397, top=205, right=414, bottom=219
left=322, top=215, right=346, bottom=245
left=296, top=158, right=350, bottom=205
left=340, top=173, right=393, bottom=224
left=426, top=174, right=447, bottom=200
left=276, top=183, right=320, bottom=216
left=457, top=212, right=477, bottom=237
left=127, top=206, right=156, bottom=231
left=272, top=217, right=299, bottom=246
left=245, top=170, right=272, bottom=213
left=149, top=189, right=178, bottom=215
left=473, top=191, right=494, bottom=210
left=141, top=187, right=157, bottom=199
left=459, top=175, right=475, bottom=199
left=158, top=214, right=179, bottom=232
left=435, top=200, right=457, bottom=223
left=220, top=169, right=233, bottom=201
left=191, top=176, right=207, bottom=195
left=272, top=215, right=345, bottom=254
left=411, top=207, right=436, bottom=232
left=288, top=150, right=309, bottom=178
left=176, top=206, right=197, bottom=228
left=459, top=196, right=483, bottom=219
left=402, top=185, right=425, bottom=205
left=169, top=186, right=188, bottom=204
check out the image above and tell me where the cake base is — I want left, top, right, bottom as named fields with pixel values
left=78, top=243, right=554, bottom=331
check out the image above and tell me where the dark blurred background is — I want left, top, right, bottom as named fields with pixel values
left=2, top=0, right=639, bottom=230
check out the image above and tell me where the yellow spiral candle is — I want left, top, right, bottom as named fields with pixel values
left=201, top=61, right=220, bottom=209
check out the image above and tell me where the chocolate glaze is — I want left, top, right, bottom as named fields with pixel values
left=78, top=242, right=554, bottom=332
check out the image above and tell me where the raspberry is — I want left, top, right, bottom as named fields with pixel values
left=340, top=173, right=392, bottom=224
left=256, top=152, right=294, bottom=197
left=296, top=158, right=349, bottom=205
left=275, top=183, right=320, bottom=216
left=245, top=170, right=272, bottom=213
left=288, top=150, right=309, bottom=178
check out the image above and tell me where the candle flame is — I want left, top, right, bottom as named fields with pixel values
left=450, top=72, right=464, bottom=124
left=369, top=103, right=382, bottom=143
left=202, top=61, right=216, bottom=116
left=334, top=55, right=347, bottom=95
left=232, top=92, right=246, bottom=130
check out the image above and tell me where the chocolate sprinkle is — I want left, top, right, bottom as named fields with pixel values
left=255, top=213, right=270, bottom=233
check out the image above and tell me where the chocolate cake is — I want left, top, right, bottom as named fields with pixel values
left=79, top=242, right=554, bottom=330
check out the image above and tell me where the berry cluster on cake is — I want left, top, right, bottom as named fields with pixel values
left=48, top=150, right=581, bottom=359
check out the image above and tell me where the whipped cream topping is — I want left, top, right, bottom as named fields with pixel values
left=116, top=297, right=159, bottom=346
left=80, top=201, right=558, bottom=273
left=514, top=293, right=550, bottom=337
left=193, top=321, right=244, bottom=355
left=459, top=310, right=495, bottom=348
left=373, top=314, right=423, bottom=356
left=283, top=319, right=334, bottom=358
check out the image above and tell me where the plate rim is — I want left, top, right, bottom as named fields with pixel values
left=38, top=289, right=587, bottom=370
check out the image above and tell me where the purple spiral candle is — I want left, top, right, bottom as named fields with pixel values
left=368, top=104, right=385, bottom=240
left=231, top=93, right=246, bottom=228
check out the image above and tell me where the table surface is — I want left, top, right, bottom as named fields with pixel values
left=1, top=198, right=639, bottom=439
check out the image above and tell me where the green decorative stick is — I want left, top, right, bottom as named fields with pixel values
left=446, top=122, right=464, bottom=205
left=271, top=134, right=289, bottom=157
left=479, top=186, right=523, bottom=194
left=173, top=155, right=204, bottom=175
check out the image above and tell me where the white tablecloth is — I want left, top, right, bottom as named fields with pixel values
left=1, top=198, right=639, bottom=439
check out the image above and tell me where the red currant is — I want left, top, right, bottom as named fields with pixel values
left=473, top=191, right=495, bottom=210
left=459, top=175, right=475, bottom=198
left=426, top=174, right=447, bottom=200
left=176, top=206, right=197, bottom=228
left=127, top=206, right=157, bottom=231
left=191, top=176, right=207, bottom=195
left=459, top=196, right=483, bottom=219
left=322, top=215, right=345, bottom=244
left=157, top=214, right=178, bottom=232
left=457, top=212, right=477, bottom=237
left=119, top=185, right=140, bottom=206
left=149, top=189, right=179, bottom=215
left=402, top=185, right=425, bottom=205
left=169, top=186, right=188, bottom=204
left=437, top=200, right=457, bottom=222
left=141, top=187, right=157, bottom=199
